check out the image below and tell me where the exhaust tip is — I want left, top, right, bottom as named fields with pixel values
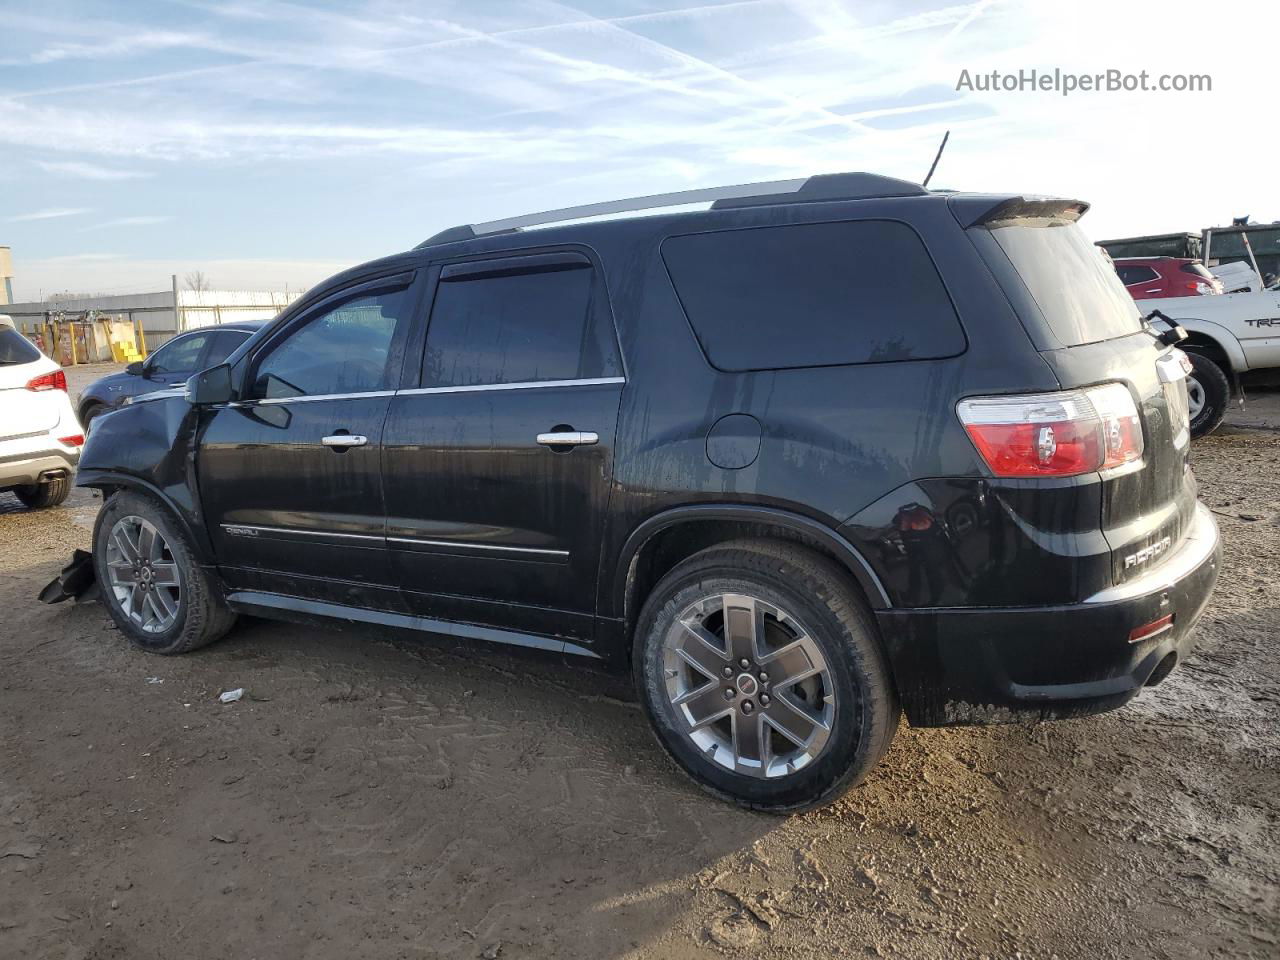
left=1144, top=652, right=1178, bottom=688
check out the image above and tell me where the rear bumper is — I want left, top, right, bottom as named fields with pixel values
left=0, top=445, right=79, bottom=489
left=876, top=502, right=1221, bottom=727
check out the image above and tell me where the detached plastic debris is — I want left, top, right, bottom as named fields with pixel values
left=218, top=688, right=245, bottom=704
left=37, top=549, right=100, bottom=605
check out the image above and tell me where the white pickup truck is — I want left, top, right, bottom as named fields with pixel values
left=1136, top=289, right=1280, bottom=436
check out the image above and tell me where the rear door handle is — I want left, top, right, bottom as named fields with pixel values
left=536, top=431, right=599, bottom=447
left=322, top=434, right=368, bottom=447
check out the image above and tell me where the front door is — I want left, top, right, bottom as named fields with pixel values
left=381, top=251, right=624, bottom=644
left=197, top=272, right=420, bottom=608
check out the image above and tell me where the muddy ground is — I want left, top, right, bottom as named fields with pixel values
left=1, top=365, right=1277, bottom=960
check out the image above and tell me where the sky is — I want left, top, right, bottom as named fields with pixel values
left=1, top=0, right=1275, bottom=301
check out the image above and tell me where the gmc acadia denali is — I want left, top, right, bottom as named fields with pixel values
left=68, top=173, right=1220, bottom=811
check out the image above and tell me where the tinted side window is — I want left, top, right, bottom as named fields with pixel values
left=204, top=330, right=250, bottom=366
left=253, top=289, right=409, bottom=399
left=662, top=220, right=965, bottom=371
left=423, top=262, right=619, bottom=388
left=1117, top=265, right=1158, bottom=285
left=149, top=333, right=209, bottom=374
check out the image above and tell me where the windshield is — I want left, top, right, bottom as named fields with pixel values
left=0, top=328, right=41, bottom=365
left=988, top=219, right=1142, bottom=347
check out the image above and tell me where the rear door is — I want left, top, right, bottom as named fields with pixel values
left=972, top=213, right=1196, bottom=589
left=197, top=272, right=419, bottom=606
left=381, top=249, right=624, bottom=644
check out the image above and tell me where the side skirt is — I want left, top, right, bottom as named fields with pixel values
left=224, top=590, right=602, bottom=659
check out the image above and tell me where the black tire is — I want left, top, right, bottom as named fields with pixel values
left=81, top=402, right=107, bottom=434
left=14, top=476, right=71, bottom=509
left=92, top=491, right=236, bottom=654
left=1184, top=350, right=1229, bottom=439
left=634, top=540, right=899, bottom=812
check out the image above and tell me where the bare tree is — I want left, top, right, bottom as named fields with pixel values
left=184, top=270, right=211, bottom=292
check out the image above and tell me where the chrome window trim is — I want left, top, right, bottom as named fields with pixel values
left=229, top=378, right=625, bottom=406
left=220, top=523, right=384, bottom=542
left=387, top=536, right=568, bottom=558
left=397, top=376, right=624, bottom=398
left=232, top=390, right=397, bottom=407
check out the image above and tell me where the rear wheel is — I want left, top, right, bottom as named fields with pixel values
left=634, top=540, right=899, bottom=812
left=14, top=476, right=71, bottom=509
left=1184, top=350, right=1229, bottom=438
left=92, top=491, right=236, bottom=654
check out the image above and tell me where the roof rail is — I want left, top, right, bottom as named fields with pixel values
left=416, top=172, right=928, bottom=248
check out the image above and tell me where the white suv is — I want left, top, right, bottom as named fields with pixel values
left=0, top=316, right=84, bottom=508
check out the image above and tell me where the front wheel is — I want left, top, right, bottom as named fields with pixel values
left=92, top=491, right=236, bottom=654
left=634, top=540, right=899, bottom=812
left=1185, top=351, right=1229, bottom=439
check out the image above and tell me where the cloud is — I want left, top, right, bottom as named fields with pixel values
left=36, top=160, right=149, bottom=180
left=8, top=207, right=93, bottom=222
left=79, top=216, right=173, bottom=231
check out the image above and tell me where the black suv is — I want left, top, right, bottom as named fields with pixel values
left=75, top=173, right=1220, bottom=811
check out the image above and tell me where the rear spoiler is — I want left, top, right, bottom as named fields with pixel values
left=948, top=195, right=1090, bottom=229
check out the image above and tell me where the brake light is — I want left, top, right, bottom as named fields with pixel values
left=58, top=434, right=86, bottom=447
left=26, top=370, right=68, bottom=392
left=956, top=383, right=1144, bottom=478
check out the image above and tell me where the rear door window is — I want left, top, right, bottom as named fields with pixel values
left=986, top=219, right=1142, bottom=346
left=1116, top=265, right=1159, bottom=285
left=661, top=220, right=965, bottom=371
left=204, top=330, right=251, bottom=366
left=422, top=257, right=620, bottom=387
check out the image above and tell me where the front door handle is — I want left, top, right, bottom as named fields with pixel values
left=536, top=431, right=599, bottom=447
left=322, top=434, right=368, bottom=448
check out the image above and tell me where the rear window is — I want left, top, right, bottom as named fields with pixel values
left=988, top=220, right=1141, bottom=346
left=661, top=220, right=965, bottom=372
left=0, top=328, right=41, bottom=365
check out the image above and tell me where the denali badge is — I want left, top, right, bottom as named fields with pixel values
left=1124, top=535, right=1171, bottom=569
left=224, top=525, right=258, bottom=538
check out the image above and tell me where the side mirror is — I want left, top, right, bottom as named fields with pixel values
left=186, top=363, right=234, bottom=405
left=126, top=361, right=145, bottom=376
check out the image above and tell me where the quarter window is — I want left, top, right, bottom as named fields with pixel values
left=423, top=260, right=619, bottom=388
left=252, top=288, right=410, bottom=399
left=662, top=220, right=965, bottom=371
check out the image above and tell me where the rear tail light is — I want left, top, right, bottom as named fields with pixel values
left=957, top=383, right=1144, bottom=478
left=58, top=434, right=86, bottom=447
left=26, top=370, right=68, bottom=392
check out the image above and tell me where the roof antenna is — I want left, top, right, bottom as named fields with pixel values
left=921, top=130, right=950, bottom=189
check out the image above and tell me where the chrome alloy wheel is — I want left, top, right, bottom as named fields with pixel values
left=662, top=593, right=836, bottom=779
left=1186, top=375, right=1205, bottom=422
left=105, top=515, right=182, bottom=634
